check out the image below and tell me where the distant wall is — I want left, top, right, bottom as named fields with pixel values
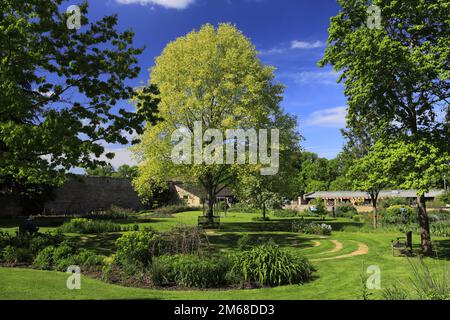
left=0, top=176, right=145, bottom=217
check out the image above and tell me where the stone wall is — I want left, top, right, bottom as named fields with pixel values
left=0, top=176, right=144, bottom=217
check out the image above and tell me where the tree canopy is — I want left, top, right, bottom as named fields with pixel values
left=132, top=23, right=300, bottom=217
left=0, top=0, right=157, bottom=195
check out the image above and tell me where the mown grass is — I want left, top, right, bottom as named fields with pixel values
left=0, top=211, right=449, bottom=300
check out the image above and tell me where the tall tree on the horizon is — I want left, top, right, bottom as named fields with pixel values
left=320, top=0, right=450, bottom=255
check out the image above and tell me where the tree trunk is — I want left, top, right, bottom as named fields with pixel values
left=417, top=194, right=433, bottom=256
left=207, top=188, right=216, bottom=222
left=262, top=202, right=266, bottom=220
left=372, top=204, right=377, bottom=229
left=369, top=193, right=378, bottom=229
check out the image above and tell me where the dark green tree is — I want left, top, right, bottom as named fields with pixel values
left=320, top=0, right=450, bottom=255
left=0, top=0, right=159, bottom=196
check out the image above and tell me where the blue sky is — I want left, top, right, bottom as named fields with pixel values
left=82, top=0, right=348, bottom=168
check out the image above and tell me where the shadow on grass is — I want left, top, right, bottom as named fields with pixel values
left=219, top=218, right=363, bottom=233
left=433, top=238, right=450, bottom=260
left=207, top=232, right=321, bottom=250
left=70, top=233, right=120, bottom=256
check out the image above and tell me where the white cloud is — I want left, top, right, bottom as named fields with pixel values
left=291, top=40, right=325, bottom=49
left=305, top=106, right=347, bottom=128
left=290, top=70, right=340, bottom=85
left=115, top=0, right=195, bottom=9
left=259, top=47, right=287, bottom=56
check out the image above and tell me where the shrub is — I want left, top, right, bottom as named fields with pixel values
left=33, top=243, right=104, bottom=271
left=1, top=245, right=33, bottom=264
left=352, top=215, right=362, bottom=222
left=381, top=205, right=415, bottom=224
left=29, top=231, right=64, bottom=254
left=237, top=234, right=254, bottom=251
left=59, top=218, right=122, bottom=234
left=383, top=258, right=450, bottom=300
left=437, top=191, right=450, bottom=205
left=84, top=205, right=134, bottom=220
left=152, top=205, right=200, bottom=216
left=379, top=197, right=409, bottom=209
left=228, top=203, right=259, bottom=213
left=310, top=197, right=327, bottom=216
left=430, top=222, right=450, bottom=237
left=271, top=209, right=298, bottom=218
left=154, top=254, right=231, bottom=288
left=232, top=243, right=314, bottom=287
left=113, top=231, right=160, bottom=273
left=33, top=246, right=56, bottom=270
left=160, top=225, right=209, bottom=255
left=335, top=204, right=358, bottom=218
left=292, top=219, right=332, bottom=236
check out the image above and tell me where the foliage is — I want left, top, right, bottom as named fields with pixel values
left=236, top=234, right=255, bottom=251
left=381, top=205, right=415, bottom=224
left=232, top=243, right=314, bottom=287
left=358, top=262, right=373, bottom=301
left=113, top=231, right=160, bottom=273
left=310, top=197, right=327, bottom=217
left=132, top=23, right=300, bottom=218
left=228, top=203, right=259, bottom=213
left=33, top=244, right=104, bottom=271
left=292, top=220, right=332, bottom=236
left=154, top=254, right=231, bottom=288
left=320, top=0, right=450, bottom=253
left=59, top=218, right=123, bottom=234
left=429, top=222, right=450, bottom=238
left=152, top=205, right=200, bottom=216
left=0, top=0, right=157, bottom=193
left=271, top=209, right=298, bottom=218
left=84, top=206, right=134, bottom=220
left=0, top=245, right=33, bottom=264
left=160, top=225, right=209, bottom=255
left=335, top=203, right=358, bottom=218
left=382, top=259, right=450, bottom=300
left=379, top=197, right=409, bottom=209
left=438, top=191, right=450, bottom=205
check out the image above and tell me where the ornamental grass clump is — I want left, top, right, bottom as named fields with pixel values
left=232, top=243, right=314, bottom=287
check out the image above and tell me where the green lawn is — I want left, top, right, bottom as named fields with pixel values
left=1, top=211, right=449, bottom=300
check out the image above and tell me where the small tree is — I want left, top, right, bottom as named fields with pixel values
left=310, top=197, right=327, bottom=220
left=367, top=139, right=449, bottom=255
left=347, top=150, right=391, bottom=228
left=236, top=175, right=281, bottom=220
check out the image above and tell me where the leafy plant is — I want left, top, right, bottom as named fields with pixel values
left=335, top=204, right=358, bottom=218
left=154, top=254, right=231, bottom=288
left=381, top=205, right=415, bottom=224
left=292, top=219, right=332, bottom=236
left=59, top=218, right=123, bottom=234
left=383, top=258, right=450, bottom=300
left=232, top=243, right=314, bottom=287
left=113, top=231, right=160, bottom=273
left=152, top=205, right=200, bottom=217
left=1, top=245, right=32, bottom=264
left=160, top=225, right=209, bottom=255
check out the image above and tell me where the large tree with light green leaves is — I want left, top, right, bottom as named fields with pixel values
left=132, top=24, right=300, bottom=220
left=320, top=0, right=449, bottom=255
